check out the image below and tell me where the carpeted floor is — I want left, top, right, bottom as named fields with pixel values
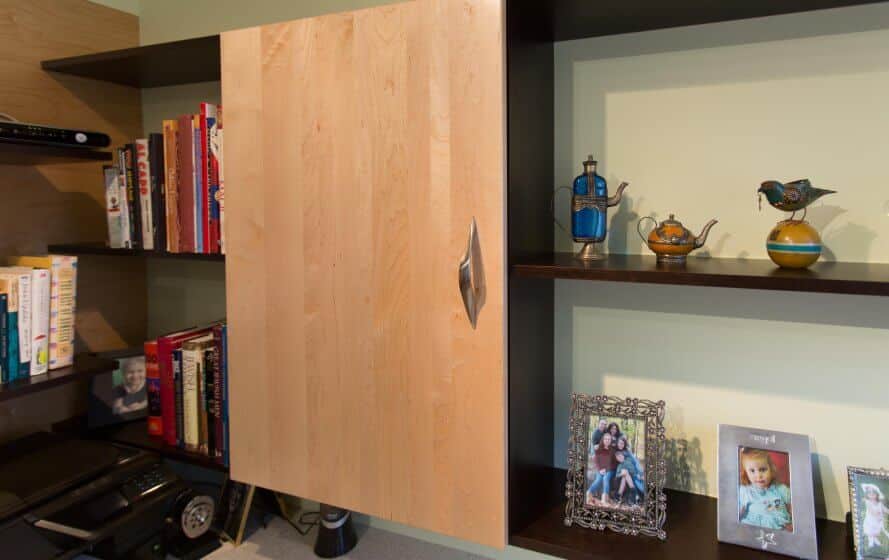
left=207, top=517, right=488, bottom=560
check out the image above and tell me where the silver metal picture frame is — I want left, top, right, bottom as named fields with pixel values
left=848, top=466, right=889, bottom=559
left=717, top=424, right=818, bottom=560
left=564, top=394, right=667, bottom=540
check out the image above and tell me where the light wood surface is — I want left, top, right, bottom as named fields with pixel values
left=0, top=0, right=144, bottom=441
left=222, top=0, right=504, bottom=547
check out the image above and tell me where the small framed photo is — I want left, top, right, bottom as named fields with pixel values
left=717, top=424, right=817, bottom=559
left=216, top=476, right=257, bottom=546
left=564, top=394, right=666, bottom=540
left=848, top=466, right=889, bottom=559
left=88, top=353, right=148, bottom=428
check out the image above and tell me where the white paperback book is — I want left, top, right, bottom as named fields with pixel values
left=29, top=268, right=50, bottom=376
left=104, top=166, right=124, bottom=249
left=136, top=138, right=154, bottom=250
left=182, top=334, right=213, bottom=451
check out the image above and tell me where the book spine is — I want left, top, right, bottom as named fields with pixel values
left=124, top=144, right=142, bottom=249
left=177, top=115, right=195, bottom=253
left=211, top=329, right=223, bottom=460
left=145, top=340, right=162, bottom=436
left=118, top=148, right=134, bottom=248
left=1, top=277, right=20, bottom=381
left=200, top=103, right=213, bottom=253
left=149, top=133, right=167, bottom=252
left=217, top=106, right=225, bottom=255
left=182, top=346, right=200, bottom=451
left=29, top=270, right=50, bottom=377
left=0, top=294, right=6, bottom=383
left=197, top=350, right=208, bottom=454
left=203, top=347, right=216, bottom=457
left=193, top=116, right=204, bottom=253
left=16, top=272, right=31, bottom=379
left=158, top=339, right=177, bottom=445
left=136, top=139, right=154, bottom=250
left=206, top=105, right=221, bottom=254
left=49, top=256, right=77, bottom=370
left=173, top=349, right=184, bottom=447
left=104, top=166, right=124, bottom=249
left=163, top=120, right=180, bottom=253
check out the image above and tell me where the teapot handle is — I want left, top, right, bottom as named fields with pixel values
left=637, top=216, right=657, bottom=243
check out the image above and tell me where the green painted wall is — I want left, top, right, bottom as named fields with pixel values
left=127, top=0, right=889, bottom=556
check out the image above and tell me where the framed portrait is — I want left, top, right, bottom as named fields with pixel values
left=88, top=353, right=148, bottom=428
left=564, top=394, right=667, bottom=540
left=848, top=466, right=889, bottom=559
left=717, top=424, right=817, bottom=559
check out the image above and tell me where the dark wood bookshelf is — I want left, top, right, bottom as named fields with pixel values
left=548, top=0, right=886, bottom=41
left=91, top=420, right=228, bottom=473
left=0, top=354, right=116, bottom=403
left=0, top=140, right=111, bottom=165
left=511, top=253, right=889, bottom=296
left=510, top=468, right=853, bottom=560
left=48, top=243, right=225, bottom=262
left=41, top=35, right=220, bottom=88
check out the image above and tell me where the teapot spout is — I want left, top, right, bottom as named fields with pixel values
left=694, top=219, right=719, bottom=249
left=607, top=181, right=629, bottom=207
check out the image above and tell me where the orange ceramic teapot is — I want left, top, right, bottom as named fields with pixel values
left=637, top=214, right=718, bottom=264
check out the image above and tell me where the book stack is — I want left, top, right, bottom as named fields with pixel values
left=145, top=321, right=229, bottom=465
left=0, top=256, right=78, bottom=383
left=105, top=102, right=224, bottom=254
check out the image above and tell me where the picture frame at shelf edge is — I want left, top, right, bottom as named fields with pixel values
left=564, top=394, right=667, bottom=540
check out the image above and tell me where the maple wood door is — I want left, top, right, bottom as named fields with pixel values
left=222, top=0, right=505, bottom=546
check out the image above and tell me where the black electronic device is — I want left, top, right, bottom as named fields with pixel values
left=0, top=433, right=218, bottom=560
left=314, top=504, right=357, bottom=558
left=0, top=121, right=111, bottom=148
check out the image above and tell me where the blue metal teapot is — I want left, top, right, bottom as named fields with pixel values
left=562, top=155, right=629, bottom=260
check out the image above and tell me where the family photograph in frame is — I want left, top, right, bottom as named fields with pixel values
left=848, top=466, right=889, bottom=559
left=717, top=424, right=817, bottom=559
left=565, top=394, right=666, bottom=540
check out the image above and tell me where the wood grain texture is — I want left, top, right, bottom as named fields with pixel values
left=222, top=0, right=505, bottom=547
left=0, top=0, right=144, bottom=441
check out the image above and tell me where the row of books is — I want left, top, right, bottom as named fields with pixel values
left=0, top=256, right=77, bottom=383
left=105, top=102, right=225, bottom=254
left=145, top=321, right=229, bottom=464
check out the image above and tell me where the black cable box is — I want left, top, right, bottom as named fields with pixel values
left=0, top=121, right=111, bottom=149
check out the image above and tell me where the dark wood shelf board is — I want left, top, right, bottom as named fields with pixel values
left=547, top=0, right=888, bottom=41
left=41, top=35, right=220, bottom=88
left=0, top=354, right=116, bottom=402
left=0, top=140, right=111, bottom=165
left=511, top=253, right=889, bottom=296
left=91, top=420, right=228, bottom=473
left=510, top=468, right=852, bottom=560
left=48, top=243, right=225, bottom=262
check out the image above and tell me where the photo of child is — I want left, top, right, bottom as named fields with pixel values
left=738, top=447, right=793, bottom=532
left=112, top=356, right=147, bottom=415
left=853, top=475, right=889, bottom=557
left=584, top=415, right=646, bottom=511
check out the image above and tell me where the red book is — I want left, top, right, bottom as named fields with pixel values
left=144, top=340, right=162, bottom=436
left=158, top=326, right=212, bottom=445
left=177, top=114, right=196, bottom=253
left=199, top=103, right=213, bottom=253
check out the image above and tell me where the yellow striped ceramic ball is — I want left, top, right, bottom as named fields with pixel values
left=766, top=220, right=822, bottom=269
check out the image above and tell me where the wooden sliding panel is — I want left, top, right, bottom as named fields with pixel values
left=223, top=0, right=504, bottom=547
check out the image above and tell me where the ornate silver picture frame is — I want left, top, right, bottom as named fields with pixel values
left=717, top=424, right=818, bottom=560
left=564, top=394, right=667, bottom=540
left=848, top=466, right=889, bottom=559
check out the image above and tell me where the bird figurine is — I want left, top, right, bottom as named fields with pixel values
left=758, top=179, right=836, bottom=221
